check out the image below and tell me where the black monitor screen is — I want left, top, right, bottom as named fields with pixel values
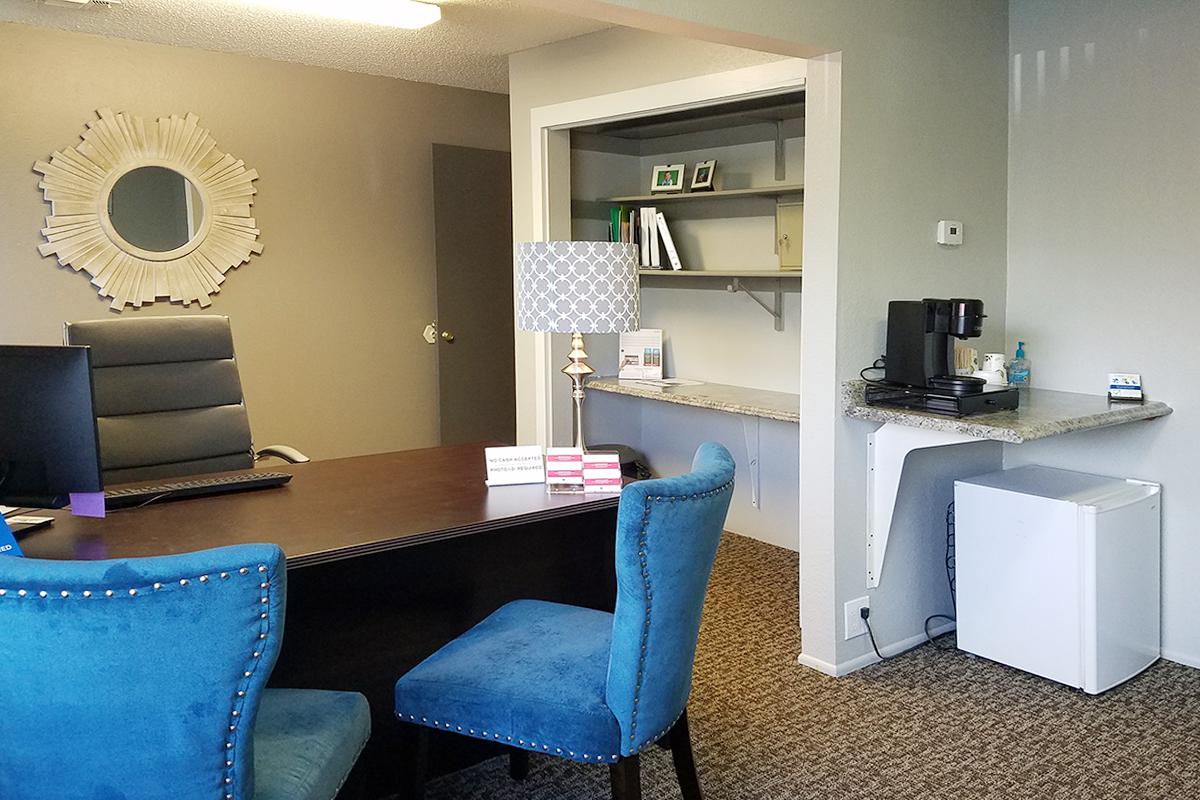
left=0, top=345, right=103, bottom=508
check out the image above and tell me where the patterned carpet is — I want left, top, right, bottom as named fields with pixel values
left=423, top=533, right=1200, bottom=800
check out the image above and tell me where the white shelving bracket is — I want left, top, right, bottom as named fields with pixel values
left=866, top=422, right=978, bottom=588
left=726, top=277, right=784, bottom=331
left=741, top=416, right=761, bottom=508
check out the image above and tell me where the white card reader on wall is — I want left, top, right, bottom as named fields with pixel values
left=937, top=220, right=963, bottom=246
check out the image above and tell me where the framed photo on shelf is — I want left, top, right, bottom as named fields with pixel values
left=650, top=164, right=685, bottom=193
left=690, top=159, right=717, bottom=191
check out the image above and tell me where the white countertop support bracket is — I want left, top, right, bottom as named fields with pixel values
left=726, top=277, right=784, bottom=331
left=741, top=415, right=761, bottom=509
left=866, top=422, right=977, bottom=588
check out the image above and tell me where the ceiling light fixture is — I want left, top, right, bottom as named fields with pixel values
left=250, top=0, right=441, bottom=29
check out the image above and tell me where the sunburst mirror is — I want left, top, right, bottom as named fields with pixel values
left=34, top=108, right=262, bottom=310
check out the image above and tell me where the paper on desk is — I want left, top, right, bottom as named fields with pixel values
left=0, top=506, right=15, bottom=516
left=624, top=378, right=705, bottom=390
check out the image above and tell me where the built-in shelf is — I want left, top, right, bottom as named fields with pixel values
left=841, top=380, right=1173, bottom=444
left=842, top=379, right=1173, bottom=588
left=588, top=377, right=800, bottom=423
left=638, top=269, right=802, bottom=279
left=638, top=270, right=801, bottom=331
left=603, top=184, right=804, bottom=204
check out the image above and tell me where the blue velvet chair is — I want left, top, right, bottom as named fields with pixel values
left=0, top=543, right=370, bottom=800
left=394, top=442, right=735, bottom=800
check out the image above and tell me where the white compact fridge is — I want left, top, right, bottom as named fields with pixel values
left=954, top=466, right=1160, bottom=694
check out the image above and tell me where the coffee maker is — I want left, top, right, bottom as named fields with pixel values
left=867, top=298, right=1019, bottom=416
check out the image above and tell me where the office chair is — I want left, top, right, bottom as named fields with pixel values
left=64, top=315, right=308, bottom=485
left=394, top=442, right=735, bottom=800
left=0, top=543, right=369, bottom=800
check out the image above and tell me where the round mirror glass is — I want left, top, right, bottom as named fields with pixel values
left=107, top=166, right=204, bottom=252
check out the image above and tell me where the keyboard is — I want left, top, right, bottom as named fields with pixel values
left=105, top=471, right=293, bottom=510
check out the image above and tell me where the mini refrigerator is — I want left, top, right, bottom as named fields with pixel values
left=954, top=466, right=1160, bottom=694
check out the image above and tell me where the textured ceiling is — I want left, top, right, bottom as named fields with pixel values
left=0, top=0, right=611, bottom=92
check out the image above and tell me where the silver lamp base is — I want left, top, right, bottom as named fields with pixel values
left=562, top=331, right=594, bottom=451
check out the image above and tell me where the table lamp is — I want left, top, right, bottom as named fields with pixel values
left=515, top=241, right=640, bottom=450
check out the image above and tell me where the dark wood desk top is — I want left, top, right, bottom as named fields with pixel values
left=20, top=443, right=621, bottom=568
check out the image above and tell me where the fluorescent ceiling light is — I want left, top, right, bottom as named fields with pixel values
left=250, top=0, right=441, bottom=29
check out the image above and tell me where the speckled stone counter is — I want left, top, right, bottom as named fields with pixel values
left=588, top=377, right=800, bottom=423
left=842, top=380, right=1172, bottom=444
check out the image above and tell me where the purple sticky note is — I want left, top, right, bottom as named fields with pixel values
left=70, top=492, right=107, bottom=519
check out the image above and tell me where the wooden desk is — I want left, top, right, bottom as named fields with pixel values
left=22, top=443, right=621, bottom=798
left=24, top=443, right=619, bottom=565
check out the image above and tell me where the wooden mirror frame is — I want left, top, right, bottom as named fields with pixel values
left=34, top=108, right=262, bottom=310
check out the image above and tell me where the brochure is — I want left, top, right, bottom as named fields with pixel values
left=618, top=329, right=663, bottom=380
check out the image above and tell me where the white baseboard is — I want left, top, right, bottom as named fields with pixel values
left=795, top=652, right=840, bottom=677
left=1162, top=649, right=1200, bottom=670
left=796, top=621, right=957, bottom=677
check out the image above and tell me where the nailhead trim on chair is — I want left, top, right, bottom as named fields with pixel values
left=394, top=711, right=620, bottom=764
left=0, top=562, right=275, bottom=800
left=392, top=478, right=734, bottom=768
left=626, top=478, right=733, bottom=755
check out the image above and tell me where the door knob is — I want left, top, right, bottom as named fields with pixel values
left=440, top=330, right=456, bottom=343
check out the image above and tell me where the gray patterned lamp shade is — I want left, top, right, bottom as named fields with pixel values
left=515, top=241, right=640, bottom=334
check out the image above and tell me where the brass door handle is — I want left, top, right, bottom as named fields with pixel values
left=441, top=331, right=455, bottom=343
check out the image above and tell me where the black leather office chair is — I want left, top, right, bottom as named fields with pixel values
left=63, top=315, right=308, bottom=485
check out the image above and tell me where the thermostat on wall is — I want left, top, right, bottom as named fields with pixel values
left=937, top=220, right=963, bottom=246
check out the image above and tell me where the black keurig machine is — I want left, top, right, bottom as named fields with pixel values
left=866, top=298, right=1019, bottom=416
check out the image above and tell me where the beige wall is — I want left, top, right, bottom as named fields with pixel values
left=0, top=23, right=510, bottom=460
left=510, top=5, right=1010, bottom=672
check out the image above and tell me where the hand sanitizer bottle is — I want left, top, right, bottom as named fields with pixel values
left=1008, top=341, right=1031, bottom=387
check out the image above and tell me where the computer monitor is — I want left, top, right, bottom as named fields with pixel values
left=0, top=345, right=103, bottom=508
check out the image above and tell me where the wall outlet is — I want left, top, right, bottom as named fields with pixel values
left=844, top=596, right=870, bottom=640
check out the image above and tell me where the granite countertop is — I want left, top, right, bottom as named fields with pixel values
left=588, top=377, right=800, bottom=423
left=842, top=380, right=1172, bottom=444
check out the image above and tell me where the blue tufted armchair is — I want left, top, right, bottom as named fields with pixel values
left=0, top=543, right=370, bottom=800
left=394, top=442, right=735, bottom=800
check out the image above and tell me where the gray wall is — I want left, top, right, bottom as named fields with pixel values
left=1006, top=0, right=1199, bottom=667
left=0, top=23, right=510, bottom=460
left=521, top=2, right=1010, bottom=672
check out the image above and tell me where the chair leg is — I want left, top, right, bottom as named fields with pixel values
left=609, top=754, right=642, bottom=800
left=400, top=725, right=429, bottom=800
left=509, top=748, right=530, bottom=780
left=669, top=710, right=703, bottom=800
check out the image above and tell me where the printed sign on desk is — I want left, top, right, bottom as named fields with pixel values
left=484, top=446, right=546, bottom=487
left=583, top=452, right=623, bottom=493
left=546, top=447, right=585, bottom=494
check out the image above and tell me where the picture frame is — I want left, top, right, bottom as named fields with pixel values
left=690, top=159, right=717, bottom=191
left=650, top=164, right=685, bottom=193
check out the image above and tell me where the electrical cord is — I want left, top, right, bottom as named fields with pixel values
left=862, top=609, right=928, bottom=662
left=859, top=356, right=889, bottom=386
left=924, top=501, right=958, bottom=650
left=864, top=501, right=961, bottom=661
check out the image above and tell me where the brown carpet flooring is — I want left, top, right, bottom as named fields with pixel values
left=423, top=533, right=1200, bottom=799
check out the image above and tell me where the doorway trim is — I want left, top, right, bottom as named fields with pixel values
left=524, top=58, right=809, bottom=448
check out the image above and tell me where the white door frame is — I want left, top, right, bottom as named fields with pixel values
left=524, top=58, right=809, bottom=447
